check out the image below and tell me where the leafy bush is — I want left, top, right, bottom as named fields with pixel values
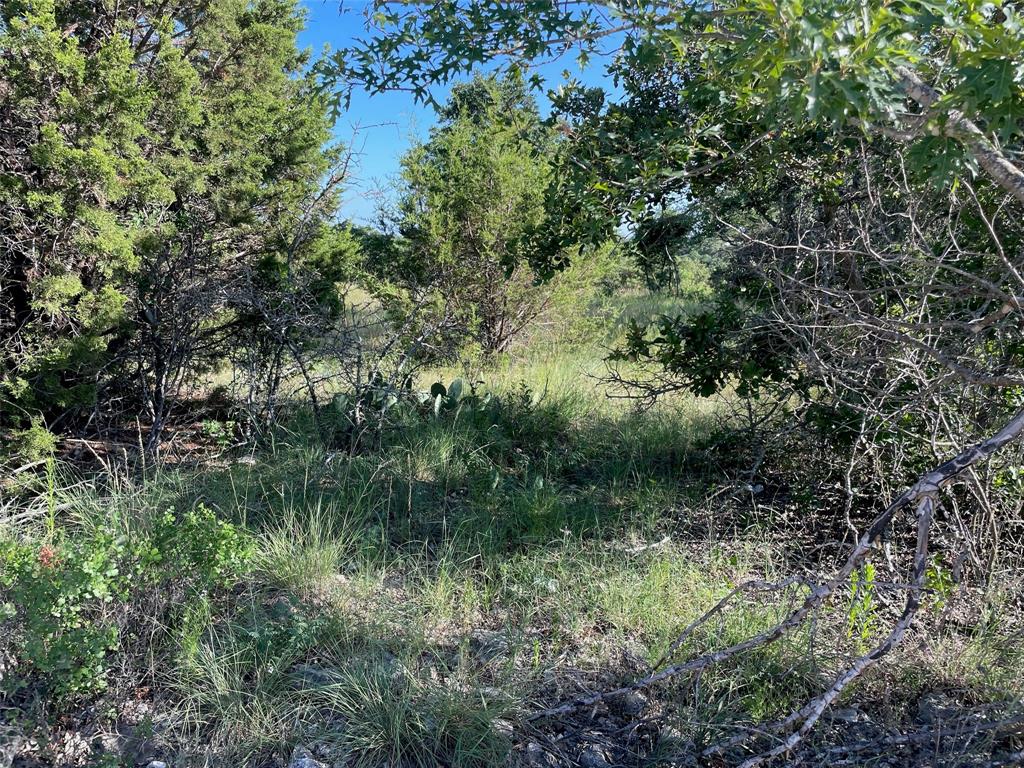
left=1, top=535, right=122, bottom=697
left=5, top=419, right=59, bottom=464
left=1, top=503, right=251, bottom=698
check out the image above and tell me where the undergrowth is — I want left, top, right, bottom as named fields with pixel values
left=2, top=337, right=1022, bottom=767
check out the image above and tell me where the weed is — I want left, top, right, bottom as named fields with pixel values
left=847, top=561, right=879, bottom=651
left=1, top=502, right=251, bottom=698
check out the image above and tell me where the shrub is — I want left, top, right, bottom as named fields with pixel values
left=6, top=419, right=58, bottom=464
left=1, top=503, right=252, bottom=698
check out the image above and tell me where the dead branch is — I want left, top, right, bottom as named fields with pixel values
left=529, top=406, right=1024, bottom=764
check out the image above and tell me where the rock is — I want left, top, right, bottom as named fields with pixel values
left=469, top=629, right=510, bottom=663
left=291, top=664, right=342, bottom=689
left=119, top=699, right=155, bottom=726
left=95, top=731, right=121, bottom=754
left=657, top=725, right=694, bottom=756
left=268, top=595, right=297, bottom=620
left=289, top=746, right=328, bottom=768
left=54, top=731, right=91, bottom=766
left=916, top=692, right=959, bottom=726
left=525, top=742, right=557, bottom=767
left=358, top=650, right=406, bottom=685
left=829, top=707, right=865, bottom=724
left=610, top=690, right=647, bottom=716
left=578, top=746, right=609, bottom=767
left=0, top=728, right=23, bottom=768
left=94, top=720, right=162, bottom=765
left=493, top=719, right=514, bottom=740
left=421, top=713, right=439, bottom=735
left=478, top=686, right=510, bottom=705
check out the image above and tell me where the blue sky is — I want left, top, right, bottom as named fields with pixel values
left=296, top=1, right=615, bottom=223
left=297, top=1, right=437, bottom=223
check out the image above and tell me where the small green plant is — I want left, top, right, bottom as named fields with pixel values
left=201, top=419, right=236, bottom=449
left=925, top=559, right=956, bottom=611
left=1, top=502, right=252, bottom=698
left=428, top=377, right=468, bottom=418
left=150, top=503, right=253, bottom=587
left=847, top=562, right=879, bottom=651
left=993, top=464, right=1024, bottom=496
left=1, top=534, right=125, bottom=697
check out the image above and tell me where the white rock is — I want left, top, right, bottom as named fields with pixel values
left=289, top=746, right=328, bottom=768
left=579, top=746, right=609, bottom=768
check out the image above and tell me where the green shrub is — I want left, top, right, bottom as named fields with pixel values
left=0, top=503, right=252, bottom=698
left=150, top=503, right=253, bottom=587
left=7, top=419, right=59, bottom=463
left=1, top=535, right=123, bottom=697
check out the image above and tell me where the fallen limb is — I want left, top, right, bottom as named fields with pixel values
left=826, top=710, right=1024, bottom=758
left=651, top=574, right=811, bottom=672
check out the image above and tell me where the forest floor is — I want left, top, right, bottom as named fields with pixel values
left=3, top=298, right=1024, bottom=768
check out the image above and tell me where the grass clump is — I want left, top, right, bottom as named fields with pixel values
left=254, top=503, right=361, bottom=602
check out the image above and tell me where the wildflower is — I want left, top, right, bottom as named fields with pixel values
left=38, top=544, right=58, bottom=569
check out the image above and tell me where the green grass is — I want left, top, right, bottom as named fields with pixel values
left=255, top=502, right=361, bottom=602
left=2, top=331, right=1022, bottom=767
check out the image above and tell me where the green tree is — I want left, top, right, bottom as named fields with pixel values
left=0, top=0, right=346, bottom=451
left=383, top=74, right=558, bottom=357
left=333, top=0, right=1024, bottom=474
